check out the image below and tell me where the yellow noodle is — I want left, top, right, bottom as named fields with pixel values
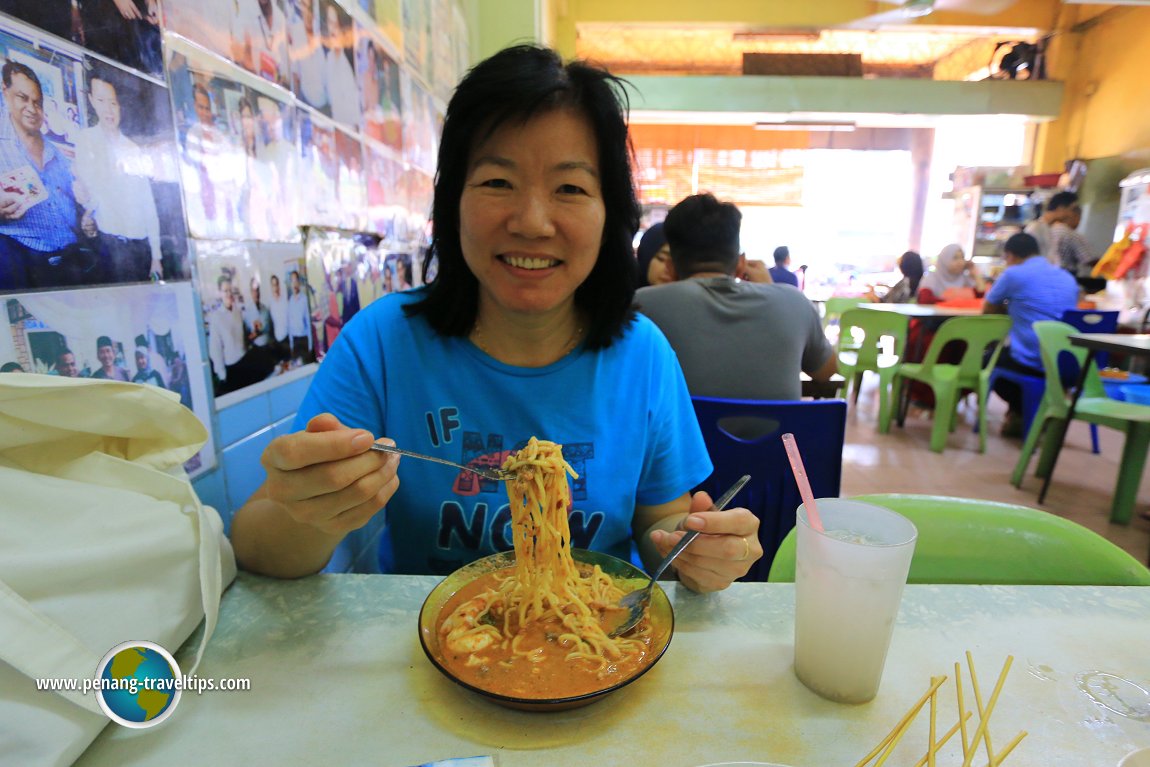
left=482, top=436, right=643, bottom=669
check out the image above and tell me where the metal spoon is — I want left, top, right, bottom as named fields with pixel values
left=606, top=474, right=752, bottom=638
left=369, top=443, right=515, bottom=481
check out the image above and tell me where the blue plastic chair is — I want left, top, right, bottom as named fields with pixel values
left=985, top=366, right=1046, bottom=442
left=1059, top=308, right=1118, bottom=452
left=690, top=396, right=847, bottom=581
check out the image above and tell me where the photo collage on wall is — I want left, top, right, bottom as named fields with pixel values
left=162, top=0, right=452, bottom=404
left=301, top=225, right=422, bottom=363
left=0, top=19, right=189, bottom=291
left=0, top=14, right=210, bottom=473
left=195, top=240, right=314, bottom=397
left=0, top=283, right=215, bottom=473
left=2, top=0, right=466, bottom=412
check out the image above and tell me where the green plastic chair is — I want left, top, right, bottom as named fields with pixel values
left=837, top=308, right=908, bottom=433
left=882, top=314, right=1011, bottom=453
left=822, top=297, right=867, bottom=330
left=766, top=494, right=1150, bottom=586
left=1011, top=321, right=1150, bottom=524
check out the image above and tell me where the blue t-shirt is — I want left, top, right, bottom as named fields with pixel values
left=294, top=291, right=713, bottom=575
left=768, top=265, right=799, bottom=287
left=985, top=256, right=1079, bottom=369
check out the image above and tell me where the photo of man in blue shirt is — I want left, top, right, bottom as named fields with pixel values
left=0, top=60, right=85, bottom=289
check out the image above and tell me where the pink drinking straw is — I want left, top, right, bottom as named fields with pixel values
left=782, top=432, right=825, bottom=532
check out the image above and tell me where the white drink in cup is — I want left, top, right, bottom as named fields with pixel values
left=793, top=498, right=917, bottom=704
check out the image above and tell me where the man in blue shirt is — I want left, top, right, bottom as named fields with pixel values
left=768, top=245, right=800, bottom=287
left=983, top=232, right=1079, bottom=437
left=0, top=61, right=84, bottom=289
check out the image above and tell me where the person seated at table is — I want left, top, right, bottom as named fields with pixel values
left=229, top=44, right=763, bottom=591
left=916, top=243, right=986, bottom=305
left=768, top=245, right=800, bottom=288
left=864, top=251, right=923, bottom=303
left=634, top=221, right=672, bottom=288
left=983, top=232, right=1079, bottom=438
left=635, top=192, right=835, bottom=407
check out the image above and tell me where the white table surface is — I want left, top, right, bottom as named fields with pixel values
left=76, top=573, right=1150, bottom=767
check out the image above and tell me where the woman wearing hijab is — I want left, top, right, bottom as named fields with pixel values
left=917, top=244, right=986, bottom=304
left=635, top=222, right=673, bottom=288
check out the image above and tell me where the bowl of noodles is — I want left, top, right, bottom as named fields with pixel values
left=417, top=438, right=674, bottom=712
left=418, top=547, right=673, bottom=712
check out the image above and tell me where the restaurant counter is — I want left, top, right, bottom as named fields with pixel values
left=77, top=573, right=1150, bottom=767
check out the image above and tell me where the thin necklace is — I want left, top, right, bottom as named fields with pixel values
left=471, top=322, right=584, bottom=360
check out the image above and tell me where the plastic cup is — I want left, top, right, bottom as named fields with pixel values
left=793, top=498, right=917, bottom=704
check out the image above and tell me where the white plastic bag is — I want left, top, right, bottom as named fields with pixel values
left=0, top=374, right=236, bottom=767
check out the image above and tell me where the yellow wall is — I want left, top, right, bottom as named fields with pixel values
left=1035, top=6, right=1150, bottom=173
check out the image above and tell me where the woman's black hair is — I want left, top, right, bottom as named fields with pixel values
left=634, top=222, right=666, bottom=288
left=404, top=44, right=640, bottom=349
left=899, top=250, right=925, bottom=294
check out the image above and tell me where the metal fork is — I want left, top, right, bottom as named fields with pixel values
left=369, top=443, right=515, bottom=481
left=606, top=474, right=752, bottom=638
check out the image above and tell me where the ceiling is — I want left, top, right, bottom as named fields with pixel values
left=575, top=22, right=1042, bottom=79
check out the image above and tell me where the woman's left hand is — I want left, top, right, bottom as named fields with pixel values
left=649, top=490, right=762, bottom=592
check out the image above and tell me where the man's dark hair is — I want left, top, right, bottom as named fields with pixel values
left=87, top=61, right=119, bottom=93
left=773, top=246, right=790, bottom=266
left=662, top=193, right=741, bottom=277
left=404, top=44, right=640, bottom=349
left=0, top=361, right=23, bottom=373
left=1004, top=232, right=1040, bottom=259
left=56, top=348, right=74, bottom=361
left=2, top=60, right=41, bottom=94
left=1047, top=191, right=1079, bottom=211
left=97, top=335, right=113, bottom=349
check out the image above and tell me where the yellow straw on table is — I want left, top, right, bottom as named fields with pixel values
left=857, top=653, right=1025, bottom=767
left=960, top=655, right=1014, bottom=767
left=854, top=676, right=948, bottom=767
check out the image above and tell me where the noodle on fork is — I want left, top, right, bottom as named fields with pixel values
left=496, top=438, right=647, bottom=668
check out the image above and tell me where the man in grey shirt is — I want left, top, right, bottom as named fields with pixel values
left=635, top=193, right=836, bottom=401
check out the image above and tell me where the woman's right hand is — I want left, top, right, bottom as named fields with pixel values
left=260, top=413, right=399, bottom=536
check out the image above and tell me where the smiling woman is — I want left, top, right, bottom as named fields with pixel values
left=229, top=44, right=763, bottom=594
left=456, top=107, right=605, bottom=366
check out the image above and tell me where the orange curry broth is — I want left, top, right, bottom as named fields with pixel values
left=435, top=565, right=657, bottom=699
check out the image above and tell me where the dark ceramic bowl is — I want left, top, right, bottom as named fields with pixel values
left=417, top=548, right=673, bottom=712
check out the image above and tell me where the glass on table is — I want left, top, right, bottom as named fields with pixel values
left=793, top=498, right=917, bottom=704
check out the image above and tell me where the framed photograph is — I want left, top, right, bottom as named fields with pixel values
left=168, top=36, right=300, bottom=243
left=400, top=72, right=438, bottom=174
left=430, top=0, right=454, bottom=100
left=285, top=0, right=327, bottom=114
left=322, top=0, right=360, bottom=131
left=333, top=126, right=367, bottom=231
left=0, top=19, right=187, bottom=291
left=356, top=27, right=402, bottom=151
left=76, top=57, right=191, bottom=284
left=231, top=0, right=291, bottom=89
left=372, top=0, right=402, bottom=52
left=166, top=40, right=249, bottom=241
left=302, top=225, right=388, bottom=359
left=4, top=0, right=162, bottom=77
left=400, top=0, right=430, bottom=83
left=195, top=240, right=315, bottom=399
left=0, top=282, right=216, bottom=475
left=165, top=0, right=290, bottom=89
left=297, top=108, right=340, bottom=227
left=364, top=138, right=404, bottom=240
